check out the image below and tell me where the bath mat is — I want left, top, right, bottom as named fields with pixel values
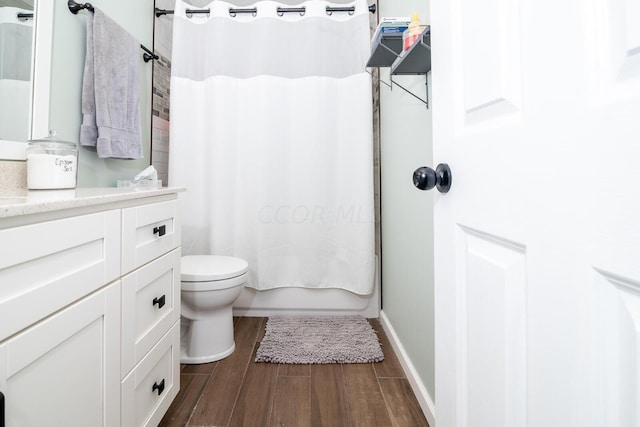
left=255, top=316, right=384, bottom=364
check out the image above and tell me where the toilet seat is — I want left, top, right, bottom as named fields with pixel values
left=181, top=255, right=249, bottom=291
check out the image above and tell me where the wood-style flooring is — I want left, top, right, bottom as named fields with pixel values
left=159, top=317, right=430, bottom=427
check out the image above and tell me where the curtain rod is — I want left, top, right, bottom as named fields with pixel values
left=67, top=0, right=159, bottom=63
left=155, top=3, right=377, bottom=17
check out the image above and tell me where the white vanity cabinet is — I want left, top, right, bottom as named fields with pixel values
left=0, top=189, right=182, bottom=427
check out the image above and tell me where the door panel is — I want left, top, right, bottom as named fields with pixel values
left=587, top=0, right=640, bottom=101
left=458, top=0, right=523, bottom=126
left=595, top=270, right=640, bottom=427
left=457, top=226, right=527, bottom=427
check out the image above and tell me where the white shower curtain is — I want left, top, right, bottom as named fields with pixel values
left=169, top=0, right=374, bottom=294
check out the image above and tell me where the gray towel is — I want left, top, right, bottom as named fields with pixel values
left=80, top=8, right=142, bottom=159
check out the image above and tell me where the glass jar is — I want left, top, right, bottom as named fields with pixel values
left=26, top=138, right=78, bottom=189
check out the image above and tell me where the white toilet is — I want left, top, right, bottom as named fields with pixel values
left=180, top=255, right=248, bottom=364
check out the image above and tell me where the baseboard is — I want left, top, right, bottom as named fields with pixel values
left=379, top=310, right=436, bottom=427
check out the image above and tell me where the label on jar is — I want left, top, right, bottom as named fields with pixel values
left=27, top=153, right=77, bottom=189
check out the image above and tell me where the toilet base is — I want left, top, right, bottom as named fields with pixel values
left=180, top=341, right=235, bottom=364
left=179, top=306, right=236, bottom=364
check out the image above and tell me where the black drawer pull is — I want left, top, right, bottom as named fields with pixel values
left=153, top=225, right=166, bottom=237
left=1, top=391, right=5, bottom=427
left=152, top=379, right=165, bottom=396
left=153, top=295, right=166, bottom=309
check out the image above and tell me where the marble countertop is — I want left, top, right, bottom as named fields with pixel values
left=0, top=187, right=185, bottom=218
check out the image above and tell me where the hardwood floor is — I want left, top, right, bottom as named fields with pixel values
left=160, top=317, right=430, bottom=427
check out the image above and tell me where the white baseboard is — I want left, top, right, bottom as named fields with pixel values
left=379, top=310, right=436, bottom=427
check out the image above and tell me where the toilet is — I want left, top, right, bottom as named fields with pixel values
left=180, top=255, right=248, bottom=364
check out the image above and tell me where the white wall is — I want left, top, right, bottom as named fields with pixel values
left=379, top=0, right=435, bottom=407
left=48, top=0, right=154, bottom=187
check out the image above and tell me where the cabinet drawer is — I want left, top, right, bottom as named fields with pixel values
left=122, top=200, right=180, bottom=274
left=121, top=322, right=180, bottom=427
left=0, top=210, right=120, bottom=341
left=122, top=248, right=180, bottom=376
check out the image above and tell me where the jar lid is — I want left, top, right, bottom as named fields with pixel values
left=28, top=140, right=76, bottom=148
left=28, top=130, right=76, bottom=147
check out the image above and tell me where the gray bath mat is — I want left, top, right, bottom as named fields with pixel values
left=255, top=316, right=384, bottom=364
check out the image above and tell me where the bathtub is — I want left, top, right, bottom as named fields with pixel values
left=232, top=255, right=380, bottom=318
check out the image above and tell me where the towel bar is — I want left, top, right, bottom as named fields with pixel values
left=67, top=0, right=158, bottom=62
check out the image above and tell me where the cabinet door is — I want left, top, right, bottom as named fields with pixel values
left=0, top=283, right=121, bottom=427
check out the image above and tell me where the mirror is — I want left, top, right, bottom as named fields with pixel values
left=0, top=0, right=52, bottom=159
left=0, top=0, right=35, bottom=143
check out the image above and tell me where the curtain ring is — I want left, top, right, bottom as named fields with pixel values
left=326, top=10, right=332, bottom=16
left=229, top=10, right=236, bottom=17
left=277, top=11, right=283, bottom=16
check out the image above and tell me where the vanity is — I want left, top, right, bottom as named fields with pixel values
left=0, top=187, right=182, bottom=426
left=0, top=2, right=176, bottom=424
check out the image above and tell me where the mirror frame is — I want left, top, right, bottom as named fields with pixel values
left=30, top=0, right=53, bottom=140
left=0, top=0, right=52, bottom=160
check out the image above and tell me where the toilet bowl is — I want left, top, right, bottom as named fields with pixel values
left=180, top=255, right=248, bottom=364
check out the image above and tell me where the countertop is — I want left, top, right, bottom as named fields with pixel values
left=0, top=187, right=185, bottom=219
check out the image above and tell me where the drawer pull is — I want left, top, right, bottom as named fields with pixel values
left=152, top=379, right=165, bottom=396
left=153, top=295, right=166, bottom=309
left=153, top=225, right=166, bottom=237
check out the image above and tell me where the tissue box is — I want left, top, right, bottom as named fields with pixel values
left=117, top=179, right=162, bottom=189
left=137, top=179, right=162, bottom=188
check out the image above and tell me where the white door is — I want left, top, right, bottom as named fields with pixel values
left=430, top=0, right=640, bottom=426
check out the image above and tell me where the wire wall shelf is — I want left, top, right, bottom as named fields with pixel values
left=366, top=26, right=431, bottom=107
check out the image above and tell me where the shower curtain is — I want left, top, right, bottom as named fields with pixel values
left=169, top=0, right=375, bottom=294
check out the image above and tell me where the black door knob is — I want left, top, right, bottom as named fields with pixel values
left=413, top=163, right=452, bottom=193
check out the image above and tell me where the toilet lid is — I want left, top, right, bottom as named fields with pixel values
left=181, top=255, right=249, bottom=282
